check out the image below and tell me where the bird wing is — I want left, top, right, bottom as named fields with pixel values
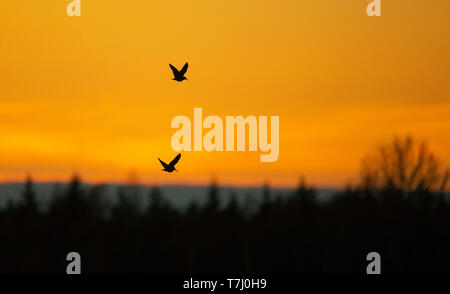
left=179, top=62, right=188, bottom=76
left=158, top=158, right=169, bottom=168
left=169, top=64, right=180, bottom=76
left=169, top=153, right=181, bottom=167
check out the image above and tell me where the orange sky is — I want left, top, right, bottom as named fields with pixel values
left=1, top=0, right=449, bottom=188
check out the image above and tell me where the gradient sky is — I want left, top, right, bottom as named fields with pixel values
left=1, top=0, right=449, bottom=187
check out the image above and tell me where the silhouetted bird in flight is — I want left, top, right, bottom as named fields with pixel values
left=158, top=153, right=181, bottom=172
left=169, top=63, right=189, bottom=82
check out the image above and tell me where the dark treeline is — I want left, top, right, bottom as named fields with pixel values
left=0, top=177, right=449, bottom=273
left=0, top=136, right=449, bottom=273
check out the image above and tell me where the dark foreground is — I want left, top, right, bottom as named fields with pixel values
left=0, top=177, right=449, bottom=274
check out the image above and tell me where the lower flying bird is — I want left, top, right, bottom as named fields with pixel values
left=158, top=153, right=181, bottom=173
left=169, top=62, right=189, bottom=82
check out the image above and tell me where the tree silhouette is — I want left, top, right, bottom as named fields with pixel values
left=361, top=135, right=449, bottom=193
left=21, top=175, right=37, bottom=216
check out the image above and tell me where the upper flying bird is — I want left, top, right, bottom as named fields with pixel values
left=169, top=62, right=189, bottom=82
left=158, top=153, right=181, bottom=173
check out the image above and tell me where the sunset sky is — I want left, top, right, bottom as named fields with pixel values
left=1, top=0, right=449, bottom=188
